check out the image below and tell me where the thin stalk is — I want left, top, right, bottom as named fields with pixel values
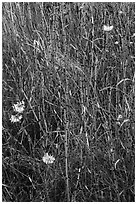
left=60, top=3, right=70, bottom=201
left=21, top=88, right=46, bottom=138
left=91, top=4, right=97, bottom=142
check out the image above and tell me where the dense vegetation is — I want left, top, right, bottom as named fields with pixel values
left=2, top=2, right=135, bottom=202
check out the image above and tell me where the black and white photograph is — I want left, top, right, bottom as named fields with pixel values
left=2, top=2, right=135, bottom=202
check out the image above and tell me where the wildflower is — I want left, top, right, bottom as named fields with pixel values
left=13, top=101, right=25, bottom=113
left=114, top=41, right=119, bottom=45
left=103, top=25, right=113, bottom=32
left=42, top=152, right=55, bottom=164
left=117, top=114, right=123, bottom=121
left=10, top=114, right=22, bottom=123
left=119, top=10, right=123, bottom=14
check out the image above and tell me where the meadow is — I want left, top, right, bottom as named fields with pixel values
left=2, top=2, right=135, bottom=202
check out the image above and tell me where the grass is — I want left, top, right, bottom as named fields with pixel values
left=2, top=2, right=135, bottom=202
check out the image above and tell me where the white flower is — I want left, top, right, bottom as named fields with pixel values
left=117, top=114, right=123, bottom=121
left=114, top=41, right=119, bottom=45
left=10, top=114, right=23, bottom=123
left=42, top=153, right=55, bottom=164
left=103, top=25, right=113, bottom=32
left=119, top=10, right=123, bottom=14
left=13, top=101, right=25, bottom=113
